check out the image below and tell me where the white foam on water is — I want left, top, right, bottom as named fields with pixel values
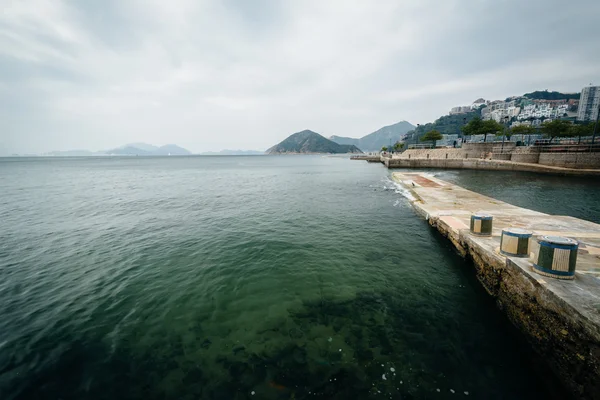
left=382, top=177, right=416, bottom=202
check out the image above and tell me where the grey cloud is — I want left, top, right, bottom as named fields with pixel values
left=68, top=1, right=142, bottom=50
left=0, top=0, right=598, bottom=155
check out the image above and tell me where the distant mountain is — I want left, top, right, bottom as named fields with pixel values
left=267, top=130, right=362, bottom=154
left=123, top=143, right=159, bottom=152
left=153, top=144, right=192, bottom=156
left=105, top=143, right=191, bottom=156
left=106, top=146, right=154, bottom=156
left=199, top=150, right=264, bottom=156
left=329, top=121, right=415, bottom=151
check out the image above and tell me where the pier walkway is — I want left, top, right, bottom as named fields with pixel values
left=350, top=155, right=381, bottom=162
left=393, top=172, right=600, bottom=399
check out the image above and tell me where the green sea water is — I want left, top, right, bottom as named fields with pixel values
left=1, top=156, right=594, bottom=400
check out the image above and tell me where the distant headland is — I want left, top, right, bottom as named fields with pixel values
left=37, top=143, right=192, bottom=157
left=266, top=130, right=362, bottom=154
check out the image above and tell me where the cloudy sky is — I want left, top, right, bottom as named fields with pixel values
left=1, top=0, right=598, bottom=154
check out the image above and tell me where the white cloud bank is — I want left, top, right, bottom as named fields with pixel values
left=1, top=0, right=599, bottom=153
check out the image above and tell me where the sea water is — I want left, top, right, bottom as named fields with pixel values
left=2, top=156, right=594, bottom=399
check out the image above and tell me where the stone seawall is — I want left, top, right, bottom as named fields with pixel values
left=383, top=157, right=600, bottom=176
left=491, top=153, right=511, bottom=160
left=462, top=141, right=517, bottom=153
left=392, top=172, right=600, bottom=400
left=511, top=152, right=541, bottom=164
left=400, top=148, right=466, bottom=159
left=539, top=153, right=600, bottom=169
left=394, top=147, right=600, bottom=170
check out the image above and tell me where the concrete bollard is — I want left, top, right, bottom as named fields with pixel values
left=500, top=228, right=532, bottom=257
left=531, top=235, right=579, bottom=280
left=470, top=213, right=493, bottom=236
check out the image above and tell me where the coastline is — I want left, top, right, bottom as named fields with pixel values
left=382, top=156, right=600, bottom=177
left=392, top=171, right=600, bottom=399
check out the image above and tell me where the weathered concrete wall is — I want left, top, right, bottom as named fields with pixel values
left=384, top=156, right=600, bottom=176
left=511, top=153, right=541, bottom=163
left=459, top=235, right=600, bottom=400
left=401, top=145, right=525, bottom=162
left=383, top=157, right=600, bottom=176
left=463, top=142, right=516, bottom=153
left=499, top=258, right=600, bottom=400
left=539, top=153, right=600, bottom=169
left=510, top=147, right=541, bottom=164
left=388, top=146, right=600, bottom=172
left=393, top=172, right=600, bottom=399
left=397, top=149, right=466, bottom=160
left=423, top=211, right=600, bottom=400
left=491, top=153, right=511, bottom=160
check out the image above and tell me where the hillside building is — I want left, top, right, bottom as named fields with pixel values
left=577, top=86, right=600, bottom=122
left=449, top=106, right=472, bottom=115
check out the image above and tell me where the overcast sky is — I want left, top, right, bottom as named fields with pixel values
left=1, top=0, right=599, bottom=154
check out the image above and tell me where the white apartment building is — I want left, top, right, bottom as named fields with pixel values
left=506, top=106, right=521, bottom=117
left=449, top=106, right=472, bottom=115
left=490, top=109, right=505, bottom=122
left=577, top=86, right=600, bottom=122
left=517, top=102, right=565, bottom=121
left=557, top=104, right=568, bottom=116
left=489, top=101, right=505, bottom=111
left=487, top=106, right=520, bottom=122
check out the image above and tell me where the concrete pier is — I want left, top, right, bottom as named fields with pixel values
left=350, top=155, right=382, bottom=162
left=393, top=172, right=600, bottom=399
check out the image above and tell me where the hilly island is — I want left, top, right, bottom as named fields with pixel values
left=267, top=130, right=362, bottom=154
left=329, top=120, right=415, bottom=152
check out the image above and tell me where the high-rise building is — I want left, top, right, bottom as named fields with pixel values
left=577, top=86, right=600, bottom=122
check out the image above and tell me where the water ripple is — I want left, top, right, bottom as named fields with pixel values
left=0, top=156, right=581, bottom=400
